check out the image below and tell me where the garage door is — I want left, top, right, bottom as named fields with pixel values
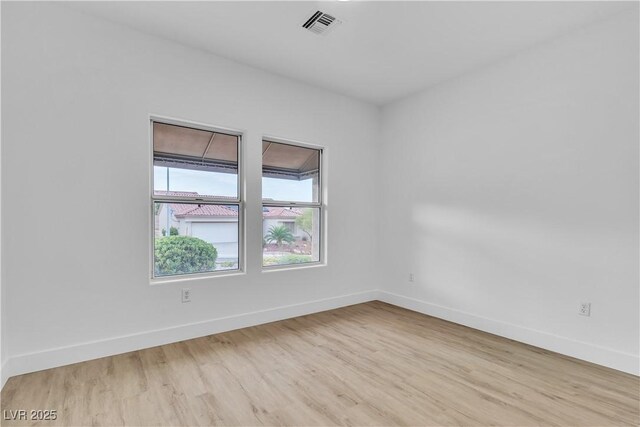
left=191, top=222, right=238, bottom=259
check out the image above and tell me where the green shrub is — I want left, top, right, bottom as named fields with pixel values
left=263, top=254, right=312, bottom=267
left=155, top=236, right=217, bottom=276
left=161, top=227, right=179, bottom=237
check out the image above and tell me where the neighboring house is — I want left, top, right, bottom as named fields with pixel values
left=155, top=192, right=303, bottom=260
left=158, top=202, right=239, bottom=260
left=262, top=207, right=306, bottom=240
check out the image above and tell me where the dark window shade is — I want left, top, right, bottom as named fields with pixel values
left=262, top=140, right=319, bottom=181
left=153, top=122, right=238, bottom=174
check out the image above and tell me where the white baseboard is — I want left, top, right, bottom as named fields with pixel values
left=0, top=358, right=9, bottom=390
left=5, top=290, right=378, bottom=382
left=3, top=289, right=636, bottom=392
left=377, top=291, right=639, bottom=376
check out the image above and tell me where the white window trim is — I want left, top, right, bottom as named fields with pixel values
left=149, top=115, right=245, bottom=284
left=261, top=136, right=326, bottom=271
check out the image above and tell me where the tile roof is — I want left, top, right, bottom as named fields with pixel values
left=158, top=191, right=303, bottom=218
left=171, top=203, right=238, bottom=217
left=170, top=205, right=302, bottom=218
left=262, top=207, right=303, bottom=218
left=156, top=191, right=238, bottom=217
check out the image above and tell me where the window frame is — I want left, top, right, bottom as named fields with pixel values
left=261, top=136, right=325, bottom=271
left=149, top=116, right=245, bottom=283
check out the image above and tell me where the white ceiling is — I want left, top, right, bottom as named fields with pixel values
left=69, top=1, right=635, bottom=105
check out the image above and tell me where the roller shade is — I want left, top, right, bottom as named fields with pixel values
left=262, top=140, right=320, bottom=181
left=153, top=122, right=238, bottom=173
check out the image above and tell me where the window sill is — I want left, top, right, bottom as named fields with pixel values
left=261, top=262, right=326, bottom=273
left=150, top=269, right=246, bottom=285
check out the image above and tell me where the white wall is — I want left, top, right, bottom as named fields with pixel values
left=379, top=9, right=639, bottom=374
left=1, top=2, right=380, bottom=377
left=2, top=2, right=638, bottom=383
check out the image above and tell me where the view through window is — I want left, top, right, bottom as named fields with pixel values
left=262, top=140, right=322, bottom=267
left=152, top=121, right=241, bottom=278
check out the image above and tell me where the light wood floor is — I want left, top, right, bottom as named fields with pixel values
left=1, top=302, right=638, bottom=426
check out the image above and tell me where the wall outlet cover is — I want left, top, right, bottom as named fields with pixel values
left=182, top=288, right=192, bottom=303
left=579, top=302, right=591, bottom=316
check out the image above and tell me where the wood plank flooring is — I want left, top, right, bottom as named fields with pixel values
left=1, top=301, right=638, bottom=426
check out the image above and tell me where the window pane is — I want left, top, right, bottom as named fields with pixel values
left=262, top=141, right=319, bottom=203
left=154, top=166, right=238, bottom=199
left=154, top=202, right=239, bottom=276
left=263, top=207, right=320, bottom=267
left=153, top=122, right=238, bottom=199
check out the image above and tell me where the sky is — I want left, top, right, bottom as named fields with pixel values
left=154, top=166, right=313, bottom=202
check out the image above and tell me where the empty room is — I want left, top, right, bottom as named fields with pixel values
left=0, top=1, right=638, bottom=426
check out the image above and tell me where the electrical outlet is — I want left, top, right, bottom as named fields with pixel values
left=182, top=288, right=191, bottom=303
left=578, top=302, right=591, bottom=316
left=409, top=273, right=415, bottom=282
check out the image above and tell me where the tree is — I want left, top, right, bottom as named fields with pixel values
left=169, top=226, right=179, bottom=236
left=264, top=225, right=295, bottom=249
left=155, top=236, right=217, bottom=276
left=295, top=209, right=313, bottom=241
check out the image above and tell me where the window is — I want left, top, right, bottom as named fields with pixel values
left=280, top=222, right=296, bottom=234
left=262, top=140, right=323, bottom=268
left=152, top=120, right=242, bottom=279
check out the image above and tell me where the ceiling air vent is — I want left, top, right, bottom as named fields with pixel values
left=302, top=11, right=342, bottom=35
